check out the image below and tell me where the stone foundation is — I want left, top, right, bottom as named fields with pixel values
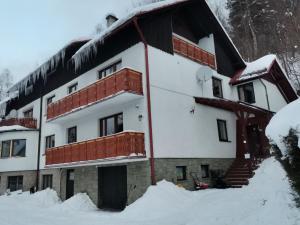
left=0, top=170, right=36, bottom=195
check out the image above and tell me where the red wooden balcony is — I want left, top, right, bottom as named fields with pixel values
left=173, top=35, right=216, bottom=69
left=0, top=118, right=37, bottom=129
left=47, top=68, right=143, bottom=120
left=45, top=132, right=145, bottom=166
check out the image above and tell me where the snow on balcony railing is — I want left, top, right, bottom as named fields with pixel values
left=172, top=35, right=216, bottom=69
left=47, top=68, right=143, bottom=120
left=0, top=118, right=37, bottom=129
left=45, top=131, right=145, bottom=166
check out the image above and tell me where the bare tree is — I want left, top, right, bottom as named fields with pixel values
left=0, top=69, right=13, bottom=101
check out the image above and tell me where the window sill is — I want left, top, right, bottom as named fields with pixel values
left=219, top=140, right=231, bottom=143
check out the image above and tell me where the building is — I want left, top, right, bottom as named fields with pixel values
left=0, top=0, right=297, bottom=210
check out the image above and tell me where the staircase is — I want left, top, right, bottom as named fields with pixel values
left=224, top=159, right=261, bottom=188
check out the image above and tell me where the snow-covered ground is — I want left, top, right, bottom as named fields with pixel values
left=0, top=157, right=299, bottom=225
left=266, top=98, right=300, bottom=154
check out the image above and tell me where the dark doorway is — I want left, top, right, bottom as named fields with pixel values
left=246, top=124, right=261, bottom=157
left=98, top=166, right=127, bottom=210
left=66, top=169, right=75, bottom=199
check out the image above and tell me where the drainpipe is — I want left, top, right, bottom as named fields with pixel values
left=133, top=17, right=156, bottom=185
left=36, top=96, right=43, bottom=190
left=259, top=79, right=270, bottom=111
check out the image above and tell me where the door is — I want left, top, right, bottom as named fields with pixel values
left=66, top=169, right=75, bottom=199
left=98, top=166, right=127, bottom=210
left=246, top=124, right=261, bottom=157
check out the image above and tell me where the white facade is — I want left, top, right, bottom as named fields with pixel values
left=0, top=130, right=38, bottom=172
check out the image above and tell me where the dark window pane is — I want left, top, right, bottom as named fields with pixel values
left=1, top=141, right=11, bottom=158
left=46, top=135, right=55, bottom=149
left=7, top=176, right=23, bottom=192
left=106, top=117, right=115, bottom=136
left=12, top=140, right=26, bottom=157
left=238, top=83, right=255, bottom=103
left=201, top=165, right=210, bottom=178
left=68, top=83, right=78, bottom=94
left=98, top=61, right=122, bottom=79
left=47, top=95, right=55, bottom=105
left=217, top=120, right=228, bottom=142
left=42, top=175, right=53, bottom=190
left=24, top=109, right=33, bottom=118
left=176, top=166, right=187, bottom=181
left=99, top=113, right=123, bottom=137
left=68, top=127, right=77, bottom=143
left=212, top=78, right=223, bottom=98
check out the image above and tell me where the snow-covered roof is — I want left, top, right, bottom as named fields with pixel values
left=72, top=0, right=189, bottom=70
left=239, top=54, right=276, bottom=81
left=0, top=125, right=31, bottom=133
left=9, top=38, right=91, bottom=93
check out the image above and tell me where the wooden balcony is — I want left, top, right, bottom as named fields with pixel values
left=45, top=132, right=145, bottom=166
left=47, top=68, right=143, bottom=121
left=0, top=118, right=37, bottom=129
left=173, top=35, right=216, bottom=69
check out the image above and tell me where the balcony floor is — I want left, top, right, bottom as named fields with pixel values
left=47, top=91, right=143, bottom=124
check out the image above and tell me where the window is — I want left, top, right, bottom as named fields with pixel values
left=7, top=176, right=23, bottom=192
left=1, top=140, right=26, bottom=158
left=42, top=175, right=53, bottom=190
left=212, top=77, right=223, bottom=98
left=238, top=82, right=255, bottom=103
left=68, top=83, right=78, bottom=94
left=98, top=61, right=122, bottom=79
left=201, top=165, right=210, bottom=178
left=176, top=166, right=187, bottom=181
left=100, top=113, right=123, bottom=137
left=45, top=135, right=55, bottom=150
left=1, top=141, right=11, bottom=158
left=23, top=108, right=33, bottom=118
left=47, top=95, right=55, bottom=105
left=217, top=119, right=229, bottom=142
left=67, top=127, right=77, bottom=144
left=12, top=140, right=26, bottom=157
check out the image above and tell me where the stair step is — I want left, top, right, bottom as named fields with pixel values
left=225, top=178, right=249, bottom=182
left=229, top=185, right=243, bottom=188
left=226, top=180, right=249, bottom=185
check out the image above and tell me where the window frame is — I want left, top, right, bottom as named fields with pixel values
left=212, top=77, right=223, bottom=98
left=98, top=60, right=122, bottom=80
left=68, top=83, right=78, bottom=94
left=45, top=135, right=55, bottom=150
left=46, top=95, right=55, bottom=105
left=201, top=165, right=210, bottom=178
left=238, top=82, right=256, bottom=104
left=42, top=174, right=53, bottom=190
left=7, top=176, right=23, bottom=192
left=67, top=126, right=77, bottom=144
left=99, top=113, right=123, bottom=137
left=1, top=139, right=26, bottom=158
left=176, top=166, right=187, bottom=181
left=217, top=119, right=229, bottom=142
left=23, top=108, right=33, bottom=118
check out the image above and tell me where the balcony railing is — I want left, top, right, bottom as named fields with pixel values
left=47, top=68, right=143, bottom=120
left=0, top=118, right=37, bottom=129
left=173, top=35, right=216, bottom=69
left=45, top=132, right=145, bottom=166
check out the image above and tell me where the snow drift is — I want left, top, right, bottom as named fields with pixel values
left=266, top=98, right=300, bottom=154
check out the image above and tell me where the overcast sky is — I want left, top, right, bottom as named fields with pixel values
left=0, top=0, right=224, bottom=84
left=0, top=0, right=139, bottom=83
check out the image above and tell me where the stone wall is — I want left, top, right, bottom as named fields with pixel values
left=39, top=168, right=64, bottom=198
left=154, top=158, right=234, bottom=190
left=0, top=170, right=36, bottom=195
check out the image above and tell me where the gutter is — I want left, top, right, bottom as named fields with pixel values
left=36, top=96, right=43, bottom=190
left=259, top=79, right=270, bottom=110
left=133, top=17, right=156, bottom=185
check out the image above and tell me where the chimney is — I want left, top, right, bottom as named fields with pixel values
left=106, top=14, right=118, bottom=28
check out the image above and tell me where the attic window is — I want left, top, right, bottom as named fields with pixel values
left=98, top=61, right=122, bottom=79
left=238, top=83, right=256, bottom=104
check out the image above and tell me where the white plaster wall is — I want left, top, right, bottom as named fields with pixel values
left=148, top=46, right=236, bottom=158
left=0, top=131, right=38, bottom=172
left=39, top=43, right=150, bottom=169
